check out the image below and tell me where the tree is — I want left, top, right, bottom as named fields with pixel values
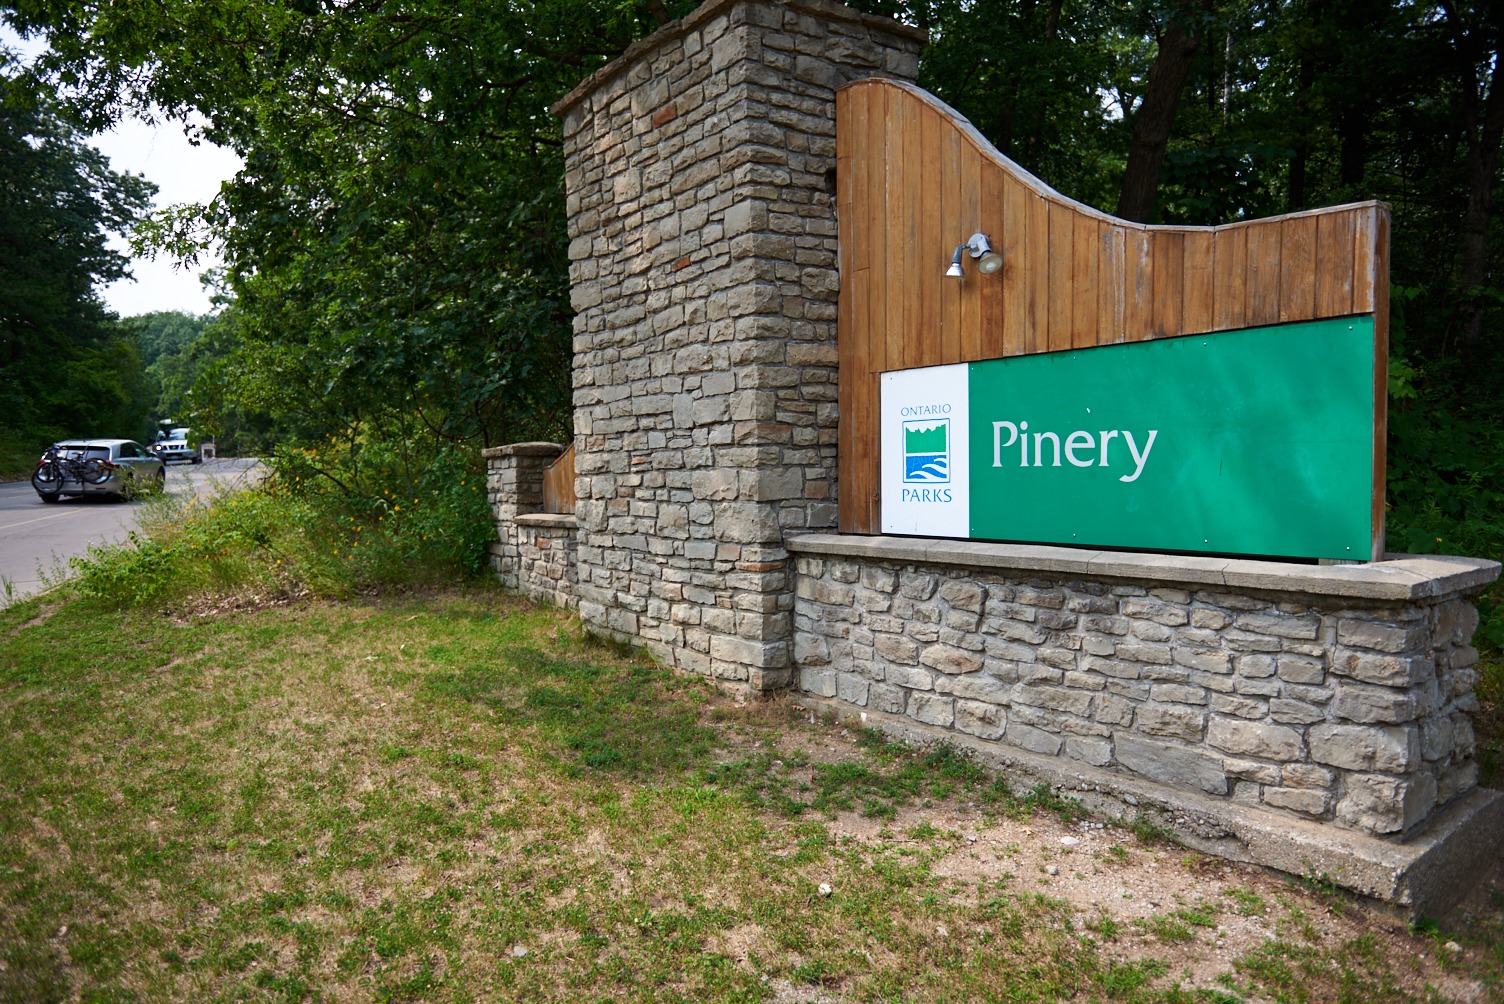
left=0, top=48, right=153, bottom=465
left=1116, top=5, right=1211, bottom=222
left=1441, top=0, right=1504, bottom=346
left=125, top=309, right=209, bottom=422
left=2, top=1, right=699, bottom=456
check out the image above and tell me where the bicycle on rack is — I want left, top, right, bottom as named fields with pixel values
left=31, top=444, right=112, bottom=501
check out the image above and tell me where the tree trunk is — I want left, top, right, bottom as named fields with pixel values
left=1337, top=106, right=1369, bottom=188
left=1287, top=57, right=1315, bottom=210
left=643, top=0, right=673, bottom=26
left=1450, top=8, right=1504, bottom=346
left=1116, top=21, right=1203, bottom=223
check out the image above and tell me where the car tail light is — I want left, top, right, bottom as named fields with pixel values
left=101, top=460, right=120, bottom=469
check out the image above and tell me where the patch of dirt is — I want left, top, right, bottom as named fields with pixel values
left=166, top=586, right=312, bottom=621
left=9, top=601, right=60, bottom=634
left=716, top=694, right=1504, bottom=1003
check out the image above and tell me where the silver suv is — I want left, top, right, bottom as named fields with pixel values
left=152, top=437, right=200, bottom=464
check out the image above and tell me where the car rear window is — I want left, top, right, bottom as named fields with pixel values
left=57, top=444, right=110, bottom=460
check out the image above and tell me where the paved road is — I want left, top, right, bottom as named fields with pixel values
left=0, top=458, right=263, bottom=605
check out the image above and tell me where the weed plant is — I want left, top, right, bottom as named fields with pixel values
left=67, top=440, right=495, bottom=608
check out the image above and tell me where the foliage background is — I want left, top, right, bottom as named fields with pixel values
left=1, top=0, right=1501, bottom=637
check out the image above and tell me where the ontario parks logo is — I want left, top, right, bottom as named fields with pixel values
left=902, top=419, right=950, bottom=483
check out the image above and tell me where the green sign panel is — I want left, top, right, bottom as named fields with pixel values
left=880, top=317, right=1376, bottom=560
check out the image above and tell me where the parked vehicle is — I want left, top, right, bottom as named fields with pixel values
left=152, top=436, right=200, bottom=464
left=32, top=439, right=166, bottom=503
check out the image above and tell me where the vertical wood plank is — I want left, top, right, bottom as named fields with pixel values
left=938, top=108, right=963, bottom=365
left=1072, top=215, right=1100, bottom=347
left=1001, top=174, right=1029, bottom=356
left=1124, top=228, right=1154, bottom=341
left=978, top=141, right=1006, bottom=359
left=1212, top=226, right=1248, bottom=331
left=1315, top=210, right=1356, bottom=317
left=1048, top=203, right=1075, bottom=351
left=1247, top=221, right=1282, bottom=326
left=1098, top=224, right=1126, bottom=344
left=842, top=86, right=866, bottom=532
left=897, top=91, right=922, bottom=371
left=1279, top=215, right=1318, bottom=323
left=959, top=144, right=983, bottom=361
left=857, top=83, right=884, bottom=531
left=1182, top=230, right=1214, bottom=334
left=884, top=85, right=907, bottom=374
left=916, top=99, right=942, bottom=369
left=1025, top=191, right=1050, bottom=352
left=1353, top=207, right=1378, bottom=315
left=1151, top=231, right=1185, bottom=338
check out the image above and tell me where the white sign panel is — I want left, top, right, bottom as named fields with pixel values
left=880, top=363, right=969, bottom=537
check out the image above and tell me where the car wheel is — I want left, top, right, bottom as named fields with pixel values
left=38, top=492, right=60, bottom=504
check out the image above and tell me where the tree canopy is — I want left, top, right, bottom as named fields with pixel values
left=0, top=48, right=153, bottom=467
left=2, top=0, right=1502, bottom=567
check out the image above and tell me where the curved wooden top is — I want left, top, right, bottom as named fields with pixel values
left=835, top=77, right=1389, bottom=538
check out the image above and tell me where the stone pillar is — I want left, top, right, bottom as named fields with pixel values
left=553, top=0, right=924, bottom=692
left=484, top=442, right=566, bottom=590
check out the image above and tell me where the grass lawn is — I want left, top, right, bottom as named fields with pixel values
left=1, top=585, right=1501, bottom=1003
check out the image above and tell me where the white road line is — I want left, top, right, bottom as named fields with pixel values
left=0, top=508, right=89, bottom=531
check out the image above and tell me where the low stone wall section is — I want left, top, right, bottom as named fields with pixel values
left=789, top=534, right=1498, bottom=839
left=487, top=516, right=580, bottom=610
left=485, top=443, right=579, bottom=608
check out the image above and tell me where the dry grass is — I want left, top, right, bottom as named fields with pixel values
left=1, top=585, right=1500, bottom=1003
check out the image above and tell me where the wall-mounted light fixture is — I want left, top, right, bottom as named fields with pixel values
left=945, top=232, right=1003, bottom=278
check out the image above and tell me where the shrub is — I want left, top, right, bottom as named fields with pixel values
left=69, top=435, right=496, bottom=609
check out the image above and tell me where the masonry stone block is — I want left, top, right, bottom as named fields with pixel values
left=1332, top=648, right=1433, bottom=687
left=1014, top=684, right=1094, bottom=717
left=1331, top=682, right=1419, bottom=724
left=919, top=645, right=985, bottom=675
left=1262, top=787, right=1330, bottom=816
left=1006, top=721, right=1063, bottom=756
left=837, top=672, right=870, bottom=706
left=1308, top=723, right=1418, bottom=773
left=800, top=665, right=837, bottom=698
left=1337, top=618, right=1427, bottom=654
left=955, top=700, right=1006, bottom=740
left=1135, top=704, right=1206, bottom=742
left=1065, top=736, right=1114, bottom=766
left=1207, top=717, right=1304, bottom=761
left=908, top=692, right=955, bottom=728
left=933, top=672, right=1013, bottom=704
left=1336, top=773, right=1433, bottom=834
left=1115, top=734, right=1228, bottom=795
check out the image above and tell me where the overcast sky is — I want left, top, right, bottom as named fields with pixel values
left=92, top=117, right=243, bottom=318
left=4, top=25, right=243, bottom=319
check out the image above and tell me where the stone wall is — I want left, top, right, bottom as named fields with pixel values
left=485, top=443, right=579, bottom=608
left=790, top=535, right=1496, bottom=839
left=484, top=0, right=1504, bottom=914
left=552, top=0, right=923, bottom=692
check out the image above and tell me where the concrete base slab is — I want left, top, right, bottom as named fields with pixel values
left=794, top=693, right=1504, bottom=921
